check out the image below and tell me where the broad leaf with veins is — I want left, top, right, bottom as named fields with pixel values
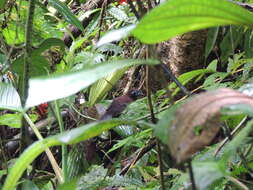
left=168, top=88, right=253, bottom=163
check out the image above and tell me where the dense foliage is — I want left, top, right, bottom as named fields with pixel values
left=2, top=0, right=253, bottom=189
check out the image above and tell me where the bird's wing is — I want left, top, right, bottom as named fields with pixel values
left=99, top=96, right=133, bottom=120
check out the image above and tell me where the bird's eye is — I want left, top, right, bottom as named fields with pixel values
left=130, top=90, right=143, bottom=98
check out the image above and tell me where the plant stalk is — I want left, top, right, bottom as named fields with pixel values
left=24, top=113, right=64, bottom=183
left=20, top=0, right=35, bottom=179
left=54, top=100, right=68, bottom=182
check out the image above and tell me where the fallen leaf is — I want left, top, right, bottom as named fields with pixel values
left=168, top=88, right=253, bottom=163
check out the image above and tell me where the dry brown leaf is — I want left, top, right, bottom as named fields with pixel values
left=168, top=88, right=253, bottom=163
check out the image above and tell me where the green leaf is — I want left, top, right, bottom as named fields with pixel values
left=108, top=136, right=134, bottom=153
left=220, top=26, right=244, bottom=63
left=25, top=59, right=159, bottom=108
left=77, top=165, right=109, bottom=190
left=203, top=72, right=228, bottom=89
left=34, top=38, right=65, bottom=55
left=97, top=25, right=136, bottom=47
left=88, top=67, right=127, bottom=106
left=48, top=0, right=84, bottom=32
left=12, top=55, right=49, bottom=82
left=227, top=53, right=244, bottom=73
left=12, top=38, right=65, bottom=92
left=0, top=113, right=37, bottom=128
left=2, top=119, right=136, bottom=190
left=132, top=0, right=253, bottom=44
left=0, top=170, right=7, bottom=178
left=244, top=29, right=253, bottom=57
left=57, top=179, right=77, bottom=190
left=207, top=59, right=218, bottom=72
left=67, top=147, right=88, bottom=179
left=108, top=7, right=128, bottom=22
left=193, top=161, right=226, bottom=190
left=221, top=103, right=253, bottom=117
left=205, top=27, right=219, bottom=59
left=97, top=43, right=123, bottom=56
left=0, top=83, right=22, bottom=111
left=21, top=180, right=39, bottom=190
left=0, top=53, right=6, bottom=64
left=154, top=103, right=182, bottom=144
left=0, top=113, right=22, bottom=128
left=222, top=119, right=253, bottom=161
left=113, top=124, right=134, bottom=137
left=108, top=128, right=152, bottom=153
left=169, top=69, right=213, bottom=96
left=0, top=0, right=7, bottom=9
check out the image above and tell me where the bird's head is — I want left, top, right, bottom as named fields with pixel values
left=128, top=89, right=144, bottom=100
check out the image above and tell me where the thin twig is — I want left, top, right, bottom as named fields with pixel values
left=127, top=0, right=140, bottom=20
left=146, top=65, right=156, bottom=123
left=22, top=0, right=34, bottom=106
left=135, top=0, right=146, bottom=17
left=96, top=0, right=108, bottom=41
left=146, top=45, right=165, bottom=190
left=223, top=122, right=233, bottom=140
left=214, top=116, right=247, bottom=156
left=160, top=64, right=191, bottom=96
left=237, top=149, right=253, bottom=177
left=64, top=99, right=97, bottom=121
left=101, top=149, right=114, bottom=164
left=156, top=139, right=166, bottom=190
left=24, top=114, right=64, bottom=183
left=119, top=139, right=156, bottom=175
left=227, top=176, right=249, bottom=190
left=188, top=160, right=197, bottom=190
left=242, top=144, right=253, bottom=159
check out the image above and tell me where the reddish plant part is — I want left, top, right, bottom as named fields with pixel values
left=36, top=103, right=49, bottom=118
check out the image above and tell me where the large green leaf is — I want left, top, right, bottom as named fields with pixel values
left=88, top=67, right=127, bottom=106
left=97, top=25, right=136, bottom=47
left=132, top=0, right=253, bottom=43
left=0, top=83, right=22, bottom=111
left=25, top=59, right=158, bottom=108
left=48, top=0, right=84, bottom=32
left=2, top=119, right=136, bottom=190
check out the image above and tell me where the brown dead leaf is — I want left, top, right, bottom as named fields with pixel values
left=168, top=88, right=253, bottom=163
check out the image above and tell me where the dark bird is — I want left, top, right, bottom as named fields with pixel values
left=100, top=89, right=143, bottom=120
